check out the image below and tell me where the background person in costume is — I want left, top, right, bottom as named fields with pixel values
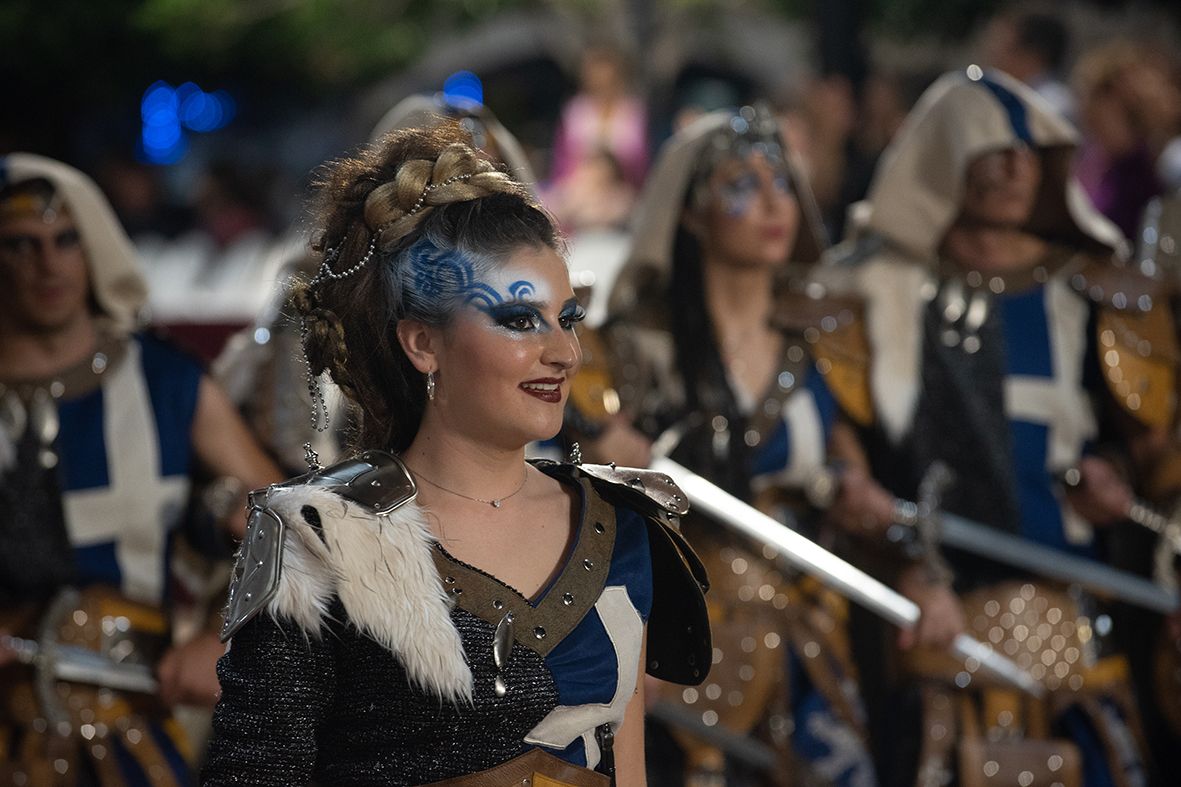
left=1072, top=40, right=1180, bottom=240
left=0, top=154, right=281, bottom=785
left=549, top=43, right=649, bottom=194
left=203, top=123, right=710, bottom=786
left=816, top=68, right=1174, bottom=787
left=588, top=106, right=880, bottom=787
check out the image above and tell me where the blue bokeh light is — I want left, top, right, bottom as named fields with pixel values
left=443, top=70, right=484, bottom=107
left=181, top=91, right=222, bottom=133
left=139, top=80, right=235, bottom=164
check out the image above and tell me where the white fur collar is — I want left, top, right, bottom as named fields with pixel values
left=263, top=486, right=472, bottom=704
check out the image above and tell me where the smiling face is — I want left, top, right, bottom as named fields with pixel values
left=0, top=204, right=92, bottom=337
left=427, top=244, right=584, bottom=450
left=691, top=152, right=800, bottom=270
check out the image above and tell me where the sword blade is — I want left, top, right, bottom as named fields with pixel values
left=1, top=634, right=159, bottom=694
left=936, top=512, right=1180, bottom=614
left=53, top=657, right=159, bottom=694
left=652, top=458, right=1045, bottom=698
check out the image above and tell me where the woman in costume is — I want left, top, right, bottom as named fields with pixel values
left=589, top=106, right=881, bottom=786
left=202, top=123, right=710, bottom=786
left=213, top=92, right=538, bottom=474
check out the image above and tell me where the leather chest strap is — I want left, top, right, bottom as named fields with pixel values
left=431, top=477, right=616, bottom=658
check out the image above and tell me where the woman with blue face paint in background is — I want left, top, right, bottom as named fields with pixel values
left=585, top=107, right=881, bottom=787
left=202, top=123, right=711, bottom=786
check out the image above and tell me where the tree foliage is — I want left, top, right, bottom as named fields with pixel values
left=132, top=0, right=543, bottom=88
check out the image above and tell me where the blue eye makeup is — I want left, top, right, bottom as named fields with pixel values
left=719, top=174, right=760, bottom=216
left=482, top=298, right=585, bottom=333
left=715, top=165, right=794, bottom=217
left=558, top=302, right=587, bottom=330
left=487, top=303, right=543, bottom=332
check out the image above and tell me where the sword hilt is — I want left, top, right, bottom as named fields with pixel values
left=888, top=463, right=956, bottom=583
left=1126, top=499, right=1181, bottom=555
left=1060, top=465, right=1181, bottom=557
left=915, top=462, right=953, bottom=549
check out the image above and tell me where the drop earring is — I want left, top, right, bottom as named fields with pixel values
left=426, top=370, right=436, bottom=401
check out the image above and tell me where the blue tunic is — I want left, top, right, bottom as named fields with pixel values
left=57, top=332, right=204, bottom=604
left=0, top=331, right=205, bottom=785
left=996, top=283, right=1100, bottom=557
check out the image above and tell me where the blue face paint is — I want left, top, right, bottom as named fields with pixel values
left=715, top=164, right=792, bottom=217
left=400, top=234, right=583, bottom=333
left=464, top=278, right=536, bottom=309
left=403, top=234, right=521, bottom=315
left=406, top=235, right=480, bottom=307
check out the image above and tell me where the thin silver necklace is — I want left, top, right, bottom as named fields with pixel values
left=411, top=466, right=529, bottom=509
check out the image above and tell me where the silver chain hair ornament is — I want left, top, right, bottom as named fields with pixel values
left=298, top=170, right=479, bottom=464
left=300, top=231, right=381, bottom=443
left=406, top=172, right=478, bottom=215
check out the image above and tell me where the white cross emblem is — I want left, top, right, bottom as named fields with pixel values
left=63, top=341, right=189, bottom=605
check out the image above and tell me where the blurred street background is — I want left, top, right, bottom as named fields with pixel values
left=5, top=0, right=1180, bottom=359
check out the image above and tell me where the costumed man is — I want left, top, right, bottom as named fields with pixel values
left=582, top=106, right=879, bottom=787
left=0, top=154, right=281, bottom=785
left=214, top=92, right=540, bottom=474
left=814, top=69, right=1177, bottom=787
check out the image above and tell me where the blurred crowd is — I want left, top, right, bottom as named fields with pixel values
left=6, top=2, right=1181, bottom=786
left=87, top=9, right=1181, bottom=357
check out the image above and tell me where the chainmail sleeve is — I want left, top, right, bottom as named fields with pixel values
left=203, top=612, right=337, bottom=785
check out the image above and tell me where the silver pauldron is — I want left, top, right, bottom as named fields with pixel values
left=219, top=450, right=418, bottom=641
left=567, top=462, right=690, bottom=518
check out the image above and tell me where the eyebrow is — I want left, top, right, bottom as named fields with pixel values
left=480, top=297, right=583, bottom=327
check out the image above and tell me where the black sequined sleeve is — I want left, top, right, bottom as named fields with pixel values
left=203, top=613, right=336, bottom=785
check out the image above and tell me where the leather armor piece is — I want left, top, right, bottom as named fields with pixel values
left=537, top=460, right=713, bottom=686
left=775, top=290, right=875, bottom=427
left=1095, top=305, right=1179, bottom=430
left=1066, top=257, right=1179, bottom=429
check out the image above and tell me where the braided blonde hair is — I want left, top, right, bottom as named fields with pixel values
left=294, top=122, right=560, bottom=453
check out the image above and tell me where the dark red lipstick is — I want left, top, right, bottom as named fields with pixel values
left=520, top=377, right=564, bottom=403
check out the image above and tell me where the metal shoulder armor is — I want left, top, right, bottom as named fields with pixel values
left=571, top=462, right=690, bottom=518
left=220, top=450, right=417, bottom=641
